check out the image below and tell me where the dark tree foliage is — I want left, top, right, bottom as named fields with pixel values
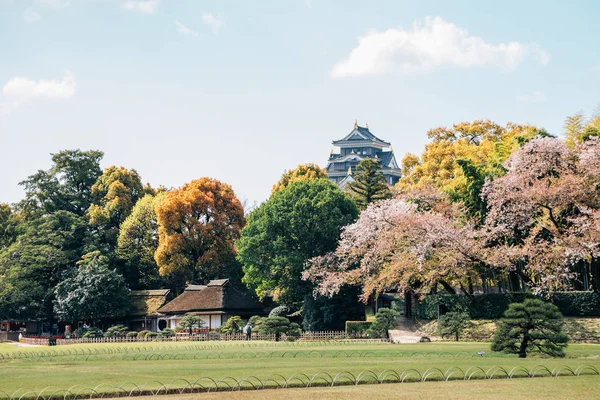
left=0, top=203, right=20, bottom=250
left=0, top=211, right=90, bottom=320
left=438, top=311, right=471, bottom=341
left=19, top=150, right=104, bottom=218
left=54, top=251, right=130, bottom=323
left=237, top=178, right=358, bottom=306
left=492, top=299, right=568, bottom=358
left=255, top=316, right=301, bottom=341
left=302, top=286, right=365, bottom=331
left=347, top=159, right=392, bottom=209
left=366, top=308, right=399, bottom=338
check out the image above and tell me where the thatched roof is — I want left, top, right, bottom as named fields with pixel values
left=157, top=279, right=263, bottom=315
left=129, top=289, right=171, bottom=317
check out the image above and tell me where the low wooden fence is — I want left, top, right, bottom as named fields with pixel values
left=20, top=331, right=392, bottom=346
left=298, top=331, right=347, bottom=341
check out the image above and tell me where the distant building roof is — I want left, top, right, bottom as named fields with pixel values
left=157, top=279, right=264, bottom=314
left=333, top=125, right=391, bottom=146
left=129, top=289, right=171, bottom=317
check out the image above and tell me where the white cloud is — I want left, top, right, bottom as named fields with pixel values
left=517, top=90, right=547, bottom=103
left=201, top=12, right=224, bottom=34
left=122, top=0, right=159, bottom=13
left=305, top=0, right=312, bottom=9
left=0, top=71, right=76, bottom=116
left=175, top=20, right=198, bottom=37
left=331, top=16, right=549, bottom=78
left=24, top=8, right=41, bottom=22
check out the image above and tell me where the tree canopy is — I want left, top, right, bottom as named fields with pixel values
left=238, top=178, right=358, bottom=306
left=492, top=299, right=568, bottom=358
left=117, top=192, right=166, bottom=289
left=88, top=166, right=146, bottom=250
left=19, top=150, right=104, bottom=218
left=272, top=163, right=328, bottom=193
left=155, top=178, right=245, bottom=289
left=54, top=251, right=130, bottom=323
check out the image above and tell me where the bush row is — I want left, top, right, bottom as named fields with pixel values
left=345, top=321, right=372, bottom=337
left=415, top=291, right=600, bottom=319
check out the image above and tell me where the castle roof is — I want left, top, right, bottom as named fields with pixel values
left=333, top=125, right=390, bottom=146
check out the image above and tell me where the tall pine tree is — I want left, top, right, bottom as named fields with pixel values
left=347, top=159, right=392, bottom=209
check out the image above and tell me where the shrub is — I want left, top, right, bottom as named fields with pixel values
left=126, top=331, right=138, bottom=338
left=438, top=312, right=471, bottom=341
left=367, top=308, right=399, bottom=338
left=415, top=292, right=600, bottom=320
left=492, top=299, right=568, bottom=358
left=248, top=315, right=263, bottom=327
left=255, top=316, right=299, bottom=341
left=345, top=321, right=372, bottom=337
left=137, top=330, right=150, bottom=339
left=145, top=332, right=159, bottom=339
left=104, top=324, right=129, bottom=337
left=221, top=316, right=244, bottom=334
left=81, top=327, right=103, bottom=338
left=159, top=328, right=175, bottom=337
left=177, top=314, right=205, bottom=335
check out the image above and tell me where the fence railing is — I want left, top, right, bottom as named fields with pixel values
left=20, top=331, right=391, bottom=346
left=298, top=331, right=347, bottom=341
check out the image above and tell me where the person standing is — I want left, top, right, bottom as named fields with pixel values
left=243, top=323, right=252, bottom=341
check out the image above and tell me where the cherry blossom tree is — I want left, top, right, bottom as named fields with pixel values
left=303, top=198, right=487, bottom=302
left=482, top=137, right=600, bottom=292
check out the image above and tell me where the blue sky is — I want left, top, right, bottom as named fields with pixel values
left=1, top=0, right=599, bottom=207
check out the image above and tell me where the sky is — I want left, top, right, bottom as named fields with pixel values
left=1, top=0, right=599, bottom=207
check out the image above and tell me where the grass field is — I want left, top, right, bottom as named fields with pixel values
left=1, top=341, right=599, bottom=398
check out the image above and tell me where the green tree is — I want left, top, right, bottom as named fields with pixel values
left=237, top=178, right=358, bottom=306
left=0, top=203, right=20, bottom=250
left=221, top=316, right=244, bottom=334
left=438, top=311, right=471, bottom=341
left=347, top=159, right=392, bottom=209
left=176, top=314, right=205, bottom=335
left=255, top=316, right=301, bottom=341
left=492, top=299, right=568, bottom=358
left=0, top=211, right=89, bottom=320
left=19, top=150, right=103, bottom=218
left=54, top=251, right=130, bottom=323
left=88, top=166, right=145, bottom=251
left=366, top=308, right=399, bottom=338
left=117, top=192, right=166, bottom=289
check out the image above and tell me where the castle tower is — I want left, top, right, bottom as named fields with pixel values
left=326, top=121, right=401, bottom=188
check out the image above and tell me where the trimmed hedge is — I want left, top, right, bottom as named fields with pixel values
left=345, top=321, right=372, bottom=337
left=415, top=292, right=600, bottom=319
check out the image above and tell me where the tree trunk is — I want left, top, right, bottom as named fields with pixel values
left=519, top=331, right=529, bottom=358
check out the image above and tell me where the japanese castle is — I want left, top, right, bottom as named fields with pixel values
left=326, top=121, right=402, bottom=188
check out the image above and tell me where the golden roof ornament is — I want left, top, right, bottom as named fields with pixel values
left=353, top=119, right=358, bottom=129
left=365, top=122, right=369, bottom=129
left=347, top=167, right=352, bottom=176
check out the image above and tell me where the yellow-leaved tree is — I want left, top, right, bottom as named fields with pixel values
left=272, top=163, right=328, bottom=193
left=396, top=120, right=543, bottom=221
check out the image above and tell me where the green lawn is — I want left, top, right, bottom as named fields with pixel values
left=0, top=341, right=599, bottom=398
left=126, top=376, right=600, bottom=400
